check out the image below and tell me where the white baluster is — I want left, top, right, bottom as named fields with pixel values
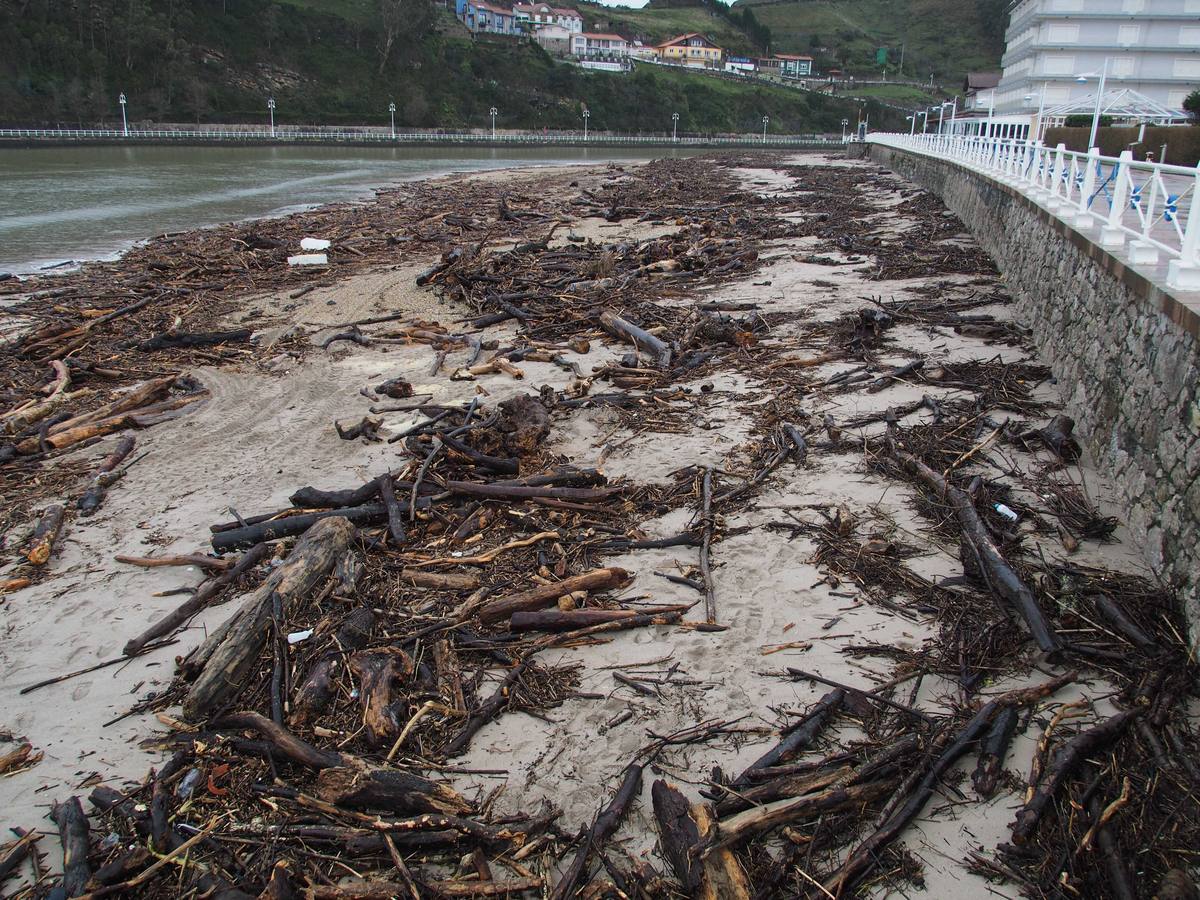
left=1099, top=150, right=1133, bottom=249
left=1166, top=162, right=1200, bottom=291
left=1073, top=147, right=1101, bottom=229
left=1128, top=168, right=1161, bottom=265
left=1045, top=144, right=1067, bottom=212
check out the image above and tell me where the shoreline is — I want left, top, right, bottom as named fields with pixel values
left=0, top=148, right=705, bottom=277
left=0, top=150, right=1190, bottom=899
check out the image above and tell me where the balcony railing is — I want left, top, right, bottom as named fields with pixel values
left=866, top=131, right=1200, bottom=292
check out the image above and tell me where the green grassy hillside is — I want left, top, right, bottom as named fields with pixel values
left=733, top=0, right=1007, bottom=85
left=1, top=0, right=900, bottom=132
left=572, top=3, right=758, bottom=56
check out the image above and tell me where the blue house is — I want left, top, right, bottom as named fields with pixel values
left=455, top=0, right=518, bottom=34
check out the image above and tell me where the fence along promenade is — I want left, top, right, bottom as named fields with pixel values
left=866, top=132, right=1200, bottom=294
left=0, top=127, right=840, bottom=149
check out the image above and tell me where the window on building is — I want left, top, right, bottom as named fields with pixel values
left=1174, top=57, right=1200, bottom=77
left=1122, top=0, right=1145, bottom=11
left=1046, top=24, right=1079, bottom=44
left=1042, top=55, right=1075, bottom=75
left=1111, top=57, right=1135, bottom=77
left=1180, top=26, right=1200, bottom=46
left=1118, top=24, right=1140, bottom=46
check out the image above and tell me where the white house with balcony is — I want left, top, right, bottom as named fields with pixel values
left=513, top=3, right=582, bottom=33
left=993, top=0, right=1200, bottom=124
left=570, top=32, right=629, bottom=59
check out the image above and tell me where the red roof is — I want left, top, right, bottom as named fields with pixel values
left=657, top=32, right=721, bottom=50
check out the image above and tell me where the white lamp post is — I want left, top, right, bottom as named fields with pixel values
left=936, top=101, right=951, bottom=134
left=389, top=102, right=396, bottom=138
left=582, top=108, right=590, bottom=142
left=118, top=92, right=128, bottom=136
left=918, top=110, right=928, bottom=133
left=1076, top=58, right=1111, bottom=150
left=907, top=114, right=916, bottom=135
left=267, top=97, right=276, bottom=137
left=1024, top=83, right=1047, bottom=142
left=672, top=112, right=679, bottom=142
left=841, top=117, right=848, bottom=141
left=985, top=89, right=995, bottom=138
left=761, top=115, right=769, bottom=143
left=489, top=106, right=497, bottom=140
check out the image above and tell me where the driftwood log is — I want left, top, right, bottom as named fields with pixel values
left=315, top=766, right=471, bottom=816
left=890, top=443, right=1062, bottom=655
left=26, top=503, right=65, bottom=566
left=476, top=567, right=632, bottom=625
left=184, top=517, right=356, bottom=719
left=349, top=648, right=414, bottom=745
left=550, top=761, right=643, bottom=900
left=599, top=310, right=672, bottom=367
left=77, top=435, right=136, bottom=515
left=51, top=797, right=91, bottom=898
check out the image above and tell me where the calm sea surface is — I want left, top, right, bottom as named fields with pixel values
left=0, top=144, right=700, bottom=274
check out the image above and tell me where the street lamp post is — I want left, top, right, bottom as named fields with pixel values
left=118, top=92, right=128, bottom=137
left=1076, top=58, right=1111, bottom=150
left=1023, top=83, right=1047, bottom=143
left=672, top=112, right=679, bottom=143
left=389, top=102, right=396, bottom=138
left=490, top=106, right=497, bottom=141
left=984, top=89, right=995, bottom=138
left=761, top=115, right=769, bottom=144
left=936, top=101, right=951, bottom=134
left=841, top=117, right=848, bottom=141
left=267, top=97, right=276, bottom=138
left=907, top=114, right=916, bottom=135
left=918, top=110, right=928, bottom=133
left=582, top=109, right=590, bottom=142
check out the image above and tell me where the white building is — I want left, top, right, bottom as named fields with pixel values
left=994, top=0, right=1200, bottom=117
left=513, top=3, right=582, bottom=34
left=570, top=32, right=629, bottom=59
left=532, top=23, right=572, bottom=54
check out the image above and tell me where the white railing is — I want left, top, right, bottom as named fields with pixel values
left=0, top=127, right=838, bottom=148
left=866, top=132, right=1200, bottom=293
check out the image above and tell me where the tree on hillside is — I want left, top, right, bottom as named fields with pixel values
left=378, top=0, right=435, bottom=75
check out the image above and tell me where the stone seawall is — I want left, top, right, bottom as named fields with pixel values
left=868, top=143, right=1200, bottom=633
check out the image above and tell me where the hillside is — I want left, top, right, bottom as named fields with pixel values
left=732, top=0, right=1007, bottom=85
left=0, top=0, right=899, bottom=132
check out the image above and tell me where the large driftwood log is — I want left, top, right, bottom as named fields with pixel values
left=710, top=780, right=892, bottom=852
left=183, top=518, right=356, bottom=719
left=476, top=567, right=632, bottom=625
left=890, top=443, right=1063, bottom=655
left=972, top=705, right=1018, bottom=798
left=510, top=608, right=669, bottom=632
left=691, top=803, right=751, bottom=900
left=652, top=780, right=703, bottom=895
left=26, top=503, right=65, bottom=566
left=726, top=689, right=844, bottom=794
left=51, top=797, right=91, bottom=898
left=210, top=503, right=391, bottom=552
left=291, top=608, right=376, bottom=726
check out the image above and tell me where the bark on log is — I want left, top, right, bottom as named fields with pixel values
left=600, top=310, right=672, bottom=367
left=291, top=607, right=376, bottom=726
left=510, top=608, right=672, bottom=632
left=376, top=474, right=406, bottom=545
left=972, top=705, right=1018, bottom=799
left=652, top=780, right=703, bottom=895
left=691, top=803, right=751, bottom=900
left=824, top=702, right=999, bottom=895
left=1087, top=792, right=1136, bottom=900
left=315, top=766, right=471, bottom=816
left=290, top=482, right=381, bottom=510
left=710, top=780, right=891, bottom=852
left=446, top=480, right=621, bottom=502
left=890, top=443, right=1063, bottom=655
left=51, top=797, right=91, bottom=898
left=349, top=648, right=414, bottom=745
left=1092, top=594, right=1156, bottom=650
left=550, top=761, right=643, bottom=900
left=136, top=329, right=251, bottom=352
left=210, top=503, right=393, bottom=552
left=726, top=689, right=844, bottom=795
left=476, top=567, right=633, bottom=625
left=123, top=543, right=270, bottom=657
left=216, top=711, right=352, bottom=768
left=1010, top=709, right=1139, bottom=845
left=184, top=518, right=356, bottom=719
left=26, top=503, right=65, bottom=566
left=398, top=570, right=480, bottom=591
left=77, top=435, right=135, bottom=515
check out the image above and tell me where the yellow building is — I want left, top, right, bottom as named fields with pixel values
left=655, top=33, right=723, bottom=68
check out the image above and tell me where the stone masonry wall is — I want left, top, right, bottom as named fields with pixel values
left=868, top=143, right=1200, bottom=633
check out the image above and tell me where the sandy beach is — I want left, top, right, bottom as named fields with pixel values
left=0, top=152, right=1187, bottom=899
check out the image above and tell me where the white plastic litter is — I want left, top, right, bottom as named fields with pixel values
left=994, top=503, right=1019, bottom=522
left=300, top=237, right=331, bottom=251
left=287, top=629, right=314, bottom=645
left=287, top=253, right=328, bottom=266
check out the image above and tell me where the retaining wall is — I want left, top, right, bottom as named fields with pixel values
left=868, top=143, right=1200, bottom=631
